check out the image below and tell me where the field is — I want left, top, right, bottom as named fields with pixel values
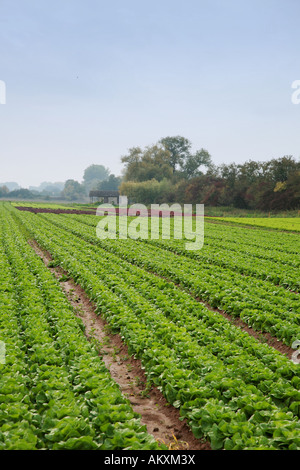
left=212, top=217, right=300, bottom=232
left=1, top=201, right=300, bottom=450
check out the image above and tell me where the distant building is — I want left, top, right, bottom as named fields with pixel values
left=89, top=190, right=119, bottom=204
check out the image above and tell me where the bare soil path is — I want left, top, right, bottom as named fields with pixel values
left=28, top=234, right=295, bottom=451
left=29, top=239, right=211, bottom=451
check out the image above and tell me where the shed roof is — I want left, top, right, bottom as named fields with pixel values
left=89, top=190, right=119, bottom=197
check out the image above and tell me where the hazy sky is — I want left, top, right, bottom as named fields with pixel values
left=1, top=0, right=300, bottom=187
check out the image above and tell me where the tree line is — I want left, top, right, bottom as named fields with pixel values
left=119, top=136, right=300, bottom=211
left=1, top=135, right=299, bottom=210
left=61, top=165, right=121, bottom=200
left=0, top=165, right=122, bottom=201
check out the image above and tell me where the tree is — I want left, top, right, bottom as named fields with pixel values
left=258, top=169, right=300, bottom=210
left=238, top=160, right=265, bottom=184
left=160, top=136, right=212, bottom=179
left=217, top=163, right=239, bottom=188
left=0, top=185, right=9, bottom=197
left=0, top=182, right=19, bottom=191
left=119, top=178, right=174, bottom=205
left=184, top=175, right=225, bottom=205
left=121, top=145, right=173, bottom=182
left=121, top=137, right=212, bottom=183
left=159, top=136, right=191, bottom=171
left=262, top=156, right=299, bottom=184
left=121, top=147, right=143, bottom=181
left=62, top=179, right=85, bottom=200
left=182, top=148, right=212, bottom=179
left=97, top=174, right=122, bottom=191
left=8, top=188, right=35, bottom=199
left=83, top=164, right=110, bottom=192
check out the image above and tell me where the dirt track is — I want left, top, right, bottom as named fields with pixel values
left=15, top=206, right=198, bottom=217
left=29, top=239, right=211, bottom=451
left=15, top=206, right=97, bottom=215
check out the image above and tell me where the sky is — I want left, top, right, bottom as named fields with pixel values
left=0, top=0, right=300, bottom=188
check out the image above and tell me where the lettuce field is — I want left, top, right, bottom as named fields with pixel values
left=1, top=201, right=300, bottom=450
left=214, top=217, right=300, bottom=232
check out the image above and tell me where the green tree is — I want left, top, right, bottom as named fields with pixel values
left=8, top=188, right=35, bottom=199
left=182, top=148, right=212, bottom=179
left=62, top=179, right=85, bottom=200
left=160, top=136, right=212, bottom=178
left=0, top=185, right=9, bottom=197
left=159, top=136, right=191, bottom=171
left=121, top=137, right=212, bottom=182
left=83, top=164, right=110, bottom=192
left=121, top=145, right=172, bottom=182
left=119, top=178, right=174, bottom=205
left=262, top=156, right=299, bottom=183
left=97, top=174, right=122, bottom=191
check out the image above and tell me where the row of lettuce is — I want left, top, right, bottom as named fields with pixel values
left=0, top=204, right=162, bottom=450
left=214, top=217, right=300, bottom=232
left=37, top=211, right=300, bottom=347
left=7, top=203, right=300, bottom=450
left=112, top=215, right=300, bottom=290
left=147, top=218, right=300, bottom=291
left=54, top=210, right=300, bottom=291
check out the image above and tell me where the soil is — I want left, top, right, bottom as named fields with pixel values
left=28, top=239, right=211, bottom=451
left=195, top=298, right=295, bottom=359
left=16, top=206, right=97, bottom=215
left=16, top=206, right=200, bottom=217
left=27, top=232, right=296, bottom=451
left=150, top=272, right=295, bottom=359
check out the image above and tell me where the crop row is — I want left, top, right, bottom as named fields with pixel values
left=72, top=212, right=300, bottom=290
left=30, top=210, right=300, bottom=347
left=10, top=205, right=300, bottom=449
left=0, top=206, right=161, bottom=450
left=72, top=208, right=299, bottom=256
left=216, top=217, right=300, bottom=232
left=203, top=218, right=300, bottom=255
